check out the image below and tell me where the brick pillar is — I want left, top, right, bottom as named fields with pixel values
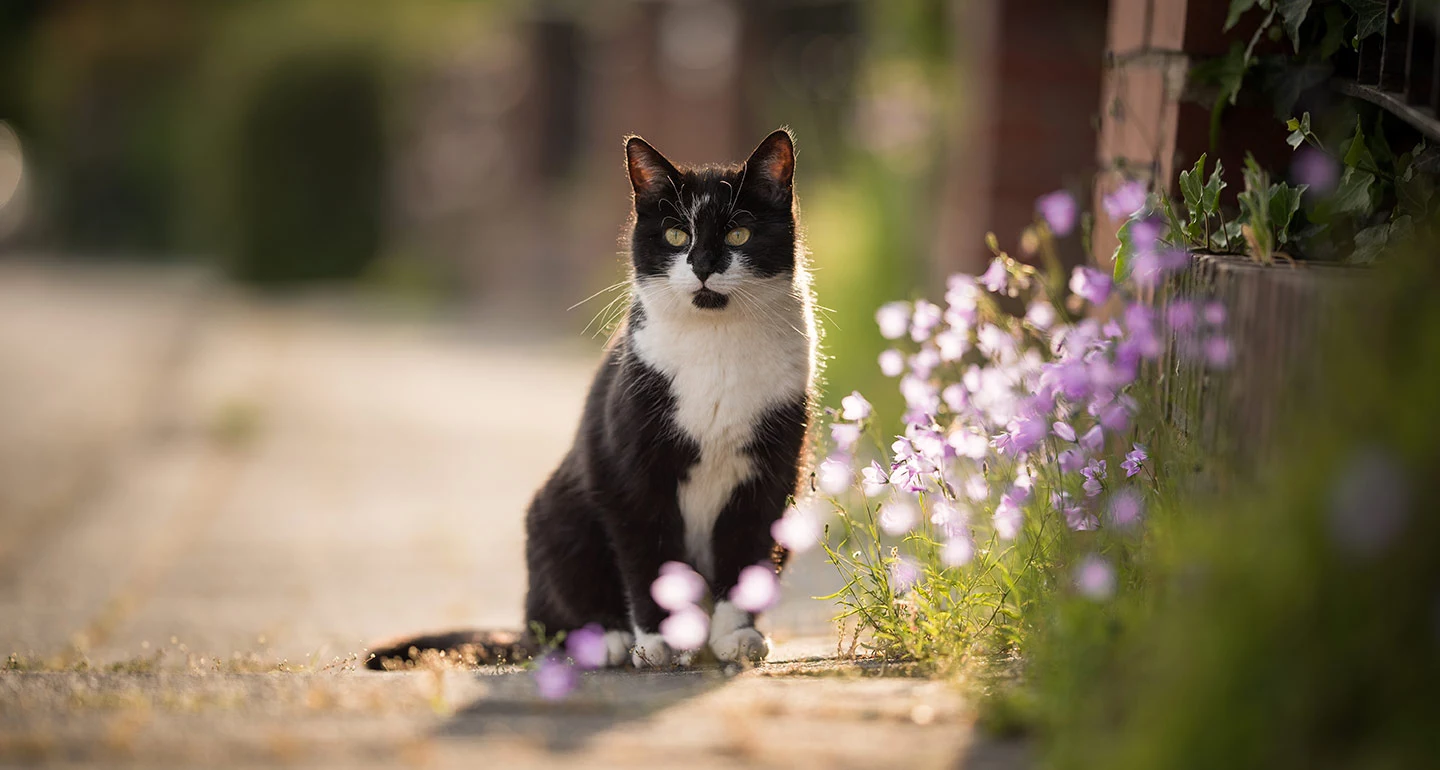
left=936, top=0, right=1110, bottom=278
left=1094, top=0, right=1294, bottom=265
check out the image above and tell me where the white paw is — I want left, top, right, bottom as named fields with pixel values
left=710, top=626, right=769, bottom=664
left=630, top=632, right=673, bottom=668
left=602, top=630, right=634, bottom=668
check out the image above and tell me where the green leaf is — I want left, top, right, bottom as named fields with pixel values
left=1267, top=183, right=1306, bottom=244
left=1180, top=154, right=1206, bottom=223
left=1203, top=159, right=1227, bottom=217
left=1345, top=0, right=1387, bottom=44
left=1287, top=127, right=1306, bottom=149
left=1341, top=118, right=1375, bottom=170
left=1328, top=166, right=1376, bottom=218
left=1319, top=5, right=1348, bottom=58
left=1398, top=170, right=1435, bottom=218
left=1277, top=0, right=1312, bottom=50
left=1112, top=218, right=1137, bottom=282
left=1212, top=220, right=1245, bottom=253
left=1350, top=223, right=1389, bottom=264
left=1226, top=0, right=1258, bottom=30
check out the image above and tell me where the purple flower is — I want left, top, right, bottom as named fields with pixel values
left=1080, top=424, right=1105, bottom=453
left=652, top=562, right=706, bottom=611
left=1070, top=267, right=1113, bottom=305
left=730, top=564, right=780, bottom=613
left=831, top=423, right=861, bottom=454
left=1166, top=301, right=1196, bottom=331
left=1121, top=444, right=1147, bottom=478
left=566, top=624, right=609, bottom=670
left=1053, top=491, right=1097, bottom=531
left=997, top=416, right=1048, bottom=456
left=862, top=461, right=890, bottom=497
left=1203, top=336, right=1233, bottom=368
left=1058, top=448, right=1086, bottom=473
left=1053, top=421, right=1077, bottom=442
left=929, top=500, right=967, bottom=536
left=1292, top=147, right=1339, bottom=195
left=1132, top=247, right=1188, bottom=290
left=949, top=428, right=988, bottom=460
left=660, top=607, right=709, bottom=651
left=1329, top=446, right=1410, bottom=558
left=936, top=328, right=969, bottom=361
left=1036, top=190, right=1078, bottom=235
left=535, top=654, right=578, bottom=700
left=879, top=349, right=905, bottom=377
left=1025, top=301, right=1057, bottom=331
left=817, top=457, right=853, bottom=496
left=1081, top=459, right=1107, bottom=497
left=876, top=301, right=911, bottom=340
left=841, top=391, right=873, bottom=421
left=942, top=382, right=967, bottom=411
left=879, top=496, right=920, bottom=536
left=1108, top=489, right=1144, bottom=528
left=1074, top=555, right=1116, bottom=600
left=1203, top=302, right=1227, bottom=326
left=890, top=557, right=921, bottom=593
left=910, top=300, right=943, bottom=342
left=1099, top=403, right=1130, bottom=433
left=941, top=536, right=975, bottom=567
left=1103, top=180, right=1147, bottom=221
left=980, top=257, right=1009, bottom=293
left=910, top=347, right=942, bottom=379
left=993, top=494, right=1024, bottom=540
left=962, top=473, right=989, bottom=501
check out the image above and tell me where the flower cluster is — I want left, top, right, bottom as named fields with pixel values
left=816, top=184, right=1232, bottom=641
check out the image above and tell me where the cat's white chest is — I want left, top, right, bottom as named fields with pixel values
left=631, top=307, right=811, bottom=578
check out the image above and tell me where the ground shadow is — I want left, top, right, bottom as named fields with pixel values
left=436, top=665, right=731, bottom=753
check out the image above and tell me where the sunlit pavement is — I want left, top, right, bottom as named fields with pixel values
left=0, top=262, right=1020, bottom=768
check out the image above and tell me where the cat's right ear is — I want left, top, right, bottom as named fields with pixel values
left=625, top=136, right=679, bottom=201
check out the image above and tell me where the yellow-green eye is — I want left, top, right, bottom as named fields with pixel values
left=664, top=228, right=689, bottom=247
left=725, top=227, right=751, bottom=246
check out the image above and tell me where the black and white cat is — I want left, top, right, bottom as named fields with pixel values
left=368, top=129, right=815, bottom=669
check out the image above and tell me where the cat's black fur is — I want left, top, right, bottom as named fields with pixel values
left=367, top=129, right=809, bottom=670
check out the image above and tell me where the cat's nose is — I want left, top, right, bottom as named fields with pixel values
left=688, top=251, right=728, bottom=283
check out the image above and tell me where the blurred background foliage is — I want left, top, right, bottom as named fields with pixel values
left=0, top=0, right=992, bottom=415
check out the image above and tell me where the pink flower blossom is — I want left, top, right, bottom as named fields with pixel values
left=660, top=607, right=709, bottom=651
left=730, top=564, right=780, bottom=612
left=1108, top=488, right=1144, bottom=528
left=890, top=557, right=921, bottom=592
left=942, top=535, right=974, bottom=567
left=1070, top=266, right=1113, bottom=305
left=862, top=461, right=890, bottom=497
left=817, top=457, right=853, bottom=495
left=910, top=300, right=943, bottom=342
left=1074, top=554, right=1116, bottom=599
left=876, top=301, right=911, bottom=340
left=879, top=349, right=905, bottom=377
left=993, top=493, right=1024, bottom=540
left=831, top=422, right=861, bottom=453
left=1053, top=421, right=1076, bottom=442
left=566, top=623, right=609, bottom=670
left=772, top=504, right=823, bottom=552
left=880, top=496, right=920, bottom=536
left=652, top=562, right=706, bottom=611
left=1103, top=180, right=1147, bottom=221
left=535, top=654, right=579, bottom=700
left=1036, top=190, right=1078, bottom=235
left=980, top=257, right=1009, bottom=293
left=841, top=391, right=873, bottom=421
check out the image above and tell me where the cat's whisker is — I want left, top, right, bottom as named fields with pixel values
left=568, top=280, right=631, bottom=312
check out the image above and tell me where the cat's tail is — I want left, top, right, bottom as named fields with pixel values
left=363, top=629, right=537, bottom=670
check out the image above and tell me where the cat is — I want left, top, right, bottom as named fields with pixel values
left=366, top=128, right=816, bottom=670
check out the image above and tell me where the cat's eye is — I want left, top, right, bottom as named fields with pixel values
left=664, top=228, right=689, bottom=247
left=725, top=227, right=751, bottom=246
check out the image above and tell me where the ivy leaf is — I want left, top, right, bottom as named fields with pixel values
left=1112, top=218, right=1138, bottom=281
left=1344, top=0, right=1387, bottom=45
left=1226, top=0, right=1260, bottom=30
left=1327, top=166, right=1376, bottom=218
left=1341, top=118, right=1375, bottom=170
left=1349, top=216, right=1412, bottom=265
left=1212, top=220, right=1246, bottom=253
left=1318, top=5, right=1348, bottom=58
left=1268, top=183, right=1307, bottom=244
left=1398, top=168, right=1435, bottom=218
left=1203, top=159, right=1227, bottom=216
left=1277, top=0, right=1312, bottom=50
left=1287, top=127, right=1306, bottom=149
left=1180, top=154, right=1206, bottom=223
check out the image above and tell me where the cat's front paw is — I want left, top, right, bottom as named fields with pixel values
left=630, top=632, right=673, bottom=668
left=710, top=627, right=768, bottom=664
left=602, top=630, right=635, bottom=667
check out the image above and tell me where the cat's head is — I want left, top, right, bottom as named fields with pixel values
left=625, top=129, right=798, bottom=317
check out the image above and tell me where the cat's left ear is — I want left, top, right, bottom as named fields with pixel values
left=743, top=128, right=795, bottom=202
left=626, top=136, right=680, bottom=201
